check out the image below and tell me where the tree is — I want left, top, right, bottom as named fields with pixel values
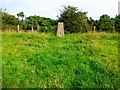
left=17, top=12, right=25, bottom=21
left=25, top=16, right=58, bottom=33
left=94, top=20, right=100, bottom=32
left=99, top=14, right=115, bottom=32
left=115, top=15, right=120, bottom=32
left=58, top=5, right=89, bottom=33
left=2, top=13, right=17, bottom=31
left=17, top=12, right=25, bottom=32
left=26, top=15, right=41, bottom=32
left=88, top=17, right=95, bottom=30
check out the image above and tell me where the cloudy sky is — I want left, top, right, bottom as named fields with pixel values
left=0, top=0, right=119, bottom=20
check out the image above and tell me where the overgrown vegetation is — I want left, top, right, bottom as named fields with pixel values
left=2, top=10, right=58, bottom=33
left=1, top=6, right=120, bottom=33
left=1, top=5, right=119, bottom=88
left=2, top=32, right=119, bottom=88
left=58, top=6, right=89, bottom=33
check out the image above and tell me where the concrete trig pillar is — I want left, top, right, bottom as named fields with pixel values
left=57, top=22, right=64, bottom=37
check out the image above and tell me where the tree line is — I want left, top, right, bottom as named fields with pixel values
left=1, top=6, right=120, bottom=33
left=2, top=10, right=58, bottom=33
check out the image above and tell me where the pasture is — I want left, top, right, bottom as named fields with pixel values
left=2, top=32, right=119, bottom=88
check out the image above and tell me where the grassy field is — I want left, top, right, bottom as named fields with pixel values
left=2, top=32, right=119, bottom=88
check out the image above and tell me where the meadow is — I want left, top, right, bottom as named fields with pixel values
left=2, top=32, right=119, bottom=88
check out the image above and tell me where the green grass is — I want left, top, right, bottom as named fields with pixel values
left=2, top=32, right=119, bottom=88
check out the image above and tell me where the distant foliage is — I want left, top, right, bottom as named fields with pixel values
left=58, top=6, right=90, bottom=33
left=2, top=12, right=58, bottom=33
left=99, top=14, right=115, bottom=32
left=115, top=15, right=120, bottom=32
left=1, top=7, right=119, bottom=33
left=90, top=14, right=118, bottom=32
left=25, top=15, right=58, bottom=33
left=2, top=13, right=17, bottom=31
left=17, top=12, right=25, bottom=21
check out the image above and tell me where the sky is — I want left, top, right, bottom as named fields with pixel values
left=0, top=0, right=119, bottom=20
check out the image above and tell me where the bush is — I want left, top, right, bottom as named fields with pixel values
left=58, top=6, right=90, bottom=33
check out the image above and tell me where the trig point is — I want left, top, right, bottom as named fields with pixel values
left=57, top=22, right=64, bottom=37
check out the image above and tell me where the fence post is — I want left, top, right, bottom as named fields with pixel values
left=113, top=26, right=115, bottom=33
left=17, top=25, right=19, bottom=32
left=94, top=26, right=96, bottom=33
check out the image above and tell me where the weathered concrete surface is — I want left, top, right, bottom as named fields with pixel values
left=57, top=22, right=64, bottom=37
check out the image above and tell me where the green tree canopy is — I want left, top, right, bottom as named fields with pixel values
left=99, top=14, right=115, bottom=31
left=115, top=15, right=120, bottom=32
left=58, top=5, right=89, bottom=33
left=2, top=13, right=17, bottom=30
left=17, top=12, right=25, bottom=21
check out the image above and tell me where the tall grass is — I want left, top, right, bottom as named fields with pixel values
left=2, top=32, right=119, bottom=88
